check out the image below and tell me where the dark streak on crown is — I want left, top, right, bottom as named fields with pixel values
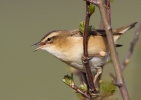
left=40, top=30, right=60, bottom=42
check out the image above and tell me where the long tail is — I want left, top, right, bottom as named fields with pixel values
left=113, top=22, right=137, bottom=42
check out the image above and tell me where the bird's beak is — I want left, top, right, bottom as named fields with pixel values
left=31, top=42, right=44, bottom=52
left=31, top=42, right=40, bottom=47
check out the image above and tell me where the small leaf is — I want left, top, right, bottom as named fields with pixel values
left=63, top=73, right=74, bottom=86
left=79, top=21, right=85, bottom=34
left=80, top=83, right=87, bottom=91
left=79, top=21, right=94, bottom=34
left=88, top=4, right=95, bottom=15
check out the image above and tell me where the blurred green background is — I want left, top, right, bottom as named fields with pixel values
left=0, top=0, right=141, bottom=100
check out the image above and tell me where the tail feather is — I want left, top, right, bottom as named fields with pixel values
left=113, top=22, right=137, bottom=42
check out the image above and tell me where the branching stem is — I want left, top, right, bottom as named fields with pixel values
left=97, top=0, right=130, bottom=99
left=83, top=1, right=97, bottom=94
left=85, top=0, right=131, bottom=100
left=121, top=19, right=141, bottom=71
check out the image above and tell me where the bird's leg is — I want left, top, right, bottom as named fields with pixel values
left=82, top=56, right=93, bottom=64
left=93, top=67, right=102, bottom=89
left=87, top=51, right=106, bottom=87
left=82, top=51, right=107, bottom=64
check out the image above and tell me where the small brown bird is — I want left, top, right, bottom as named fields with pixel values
left=32, top=22, right=137, bottom=84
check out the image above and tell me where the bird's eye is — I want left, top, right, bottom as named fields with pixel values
left=47, top=38, right=52, bottom=42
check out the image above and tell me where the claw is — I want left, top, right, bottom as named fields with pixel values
left=82, top=56, right=93, bottom=64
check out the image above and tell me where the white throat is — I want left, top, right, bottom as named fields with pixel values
left=42, top=45, right=72, bottom=62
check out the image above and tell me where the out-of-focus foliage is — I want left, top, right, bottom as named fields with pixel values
left=99, top=79, right=116, bottom=99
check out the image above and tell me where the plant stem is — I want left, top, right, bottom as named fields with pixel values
left=121, top=19, right=141, bottom=71
left=97, top=0, right=130, bottom=99
left=105, top=0, right=111, bottom=25
left=83, top=1, right=97, bottom=94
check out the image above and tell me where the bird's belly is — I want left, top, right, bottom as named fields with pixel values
left=89, top=55, right=109, bottom=71
left=69, top=61, right=84, bottom=71
left=69, top=54, right=110, bottom=72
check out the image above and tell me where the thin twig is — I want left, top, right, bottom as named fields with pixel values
left=99, top=0, right=111, bottom=29
left=67, top=83, right=90, bottom=99
left=85, top=0, right=99, bottom=6
left=105, top=0, right=111, bottom=25
left=83, top=1, right=97, bottom=94
left=121, top=19, right=141, bottom=71
left=71, top=70, right=87, bottom=100
left=86, top=0, right=130, bottom=100
left=63, top=74, right=90, bottom=99
left=74, top=85, right=90, bottom=99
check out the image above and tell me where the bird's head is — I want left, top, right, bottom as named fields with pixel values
left=31, top=30, right=68, bottom=52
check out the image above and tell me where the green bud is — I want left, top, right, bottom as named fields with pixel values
left=79, top=21, right=85, bottom=34
left=88, top=4, right=95, bottom=15
left=79, top=21, right=93, bottom=34
left=63, top=74, right=74, bottom=86
left=80, top=83, right=87, bottom=91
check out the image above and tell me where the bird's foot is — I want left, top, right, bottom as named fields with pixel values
left=82, top=51, right=107, bottom=64
left=89, top=88, right=100, bottom=97
left=82, top=55, right=93, bottom=64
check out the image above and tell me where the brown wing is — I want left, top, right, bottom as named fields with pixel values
left=68, top=29, right=123, bottom=37
left=90, top=29, right=122, bottom=36
left=88, top=36, right=109, bottom=55
left=68, top=29, right=83, bottom=37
